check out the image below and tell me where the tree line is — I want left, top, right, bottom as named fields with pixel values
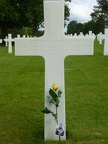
left=0, top=0, right=108, bottom=38
left=67, top=0, right=108, bottom=35
left=0, top=0, right=71, bottom=38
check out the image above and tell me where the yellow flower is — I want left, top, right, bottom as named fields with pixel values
left=52, top=83, right=58, bottom=91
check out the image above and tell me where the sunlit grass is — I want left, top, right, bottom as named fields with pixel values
left=0, top=39, right=108, bottom=144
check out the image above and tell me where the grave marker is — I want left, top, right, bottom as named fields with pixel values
left=0, top=39, right=2, bottom=44
left=97, top=32, right=105, bottom=44
left=104, top=29, right=108, bottom=55
left=17, top=34, right=20, bottom=38
left=4, top=34, right=14, bottom=53
left=15, top=0, right=94, bottom=140
left=97, top=29, right=108, bottom=55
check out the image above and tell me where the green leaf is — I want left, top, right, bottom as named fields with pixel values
left=58, top=90, right=62, bottom=97
left=52, top=113, right=57, bottom=119
left=56, top=104, right=59, bottom=107
left=47, top=96, right=55, bottom=105
left=49, top=88, right=58, bottom=102
left=56, top=98, right=60, bottom=107
left=41, top=107, right=53, bottom=114
left=49, top=98, right=55, bottom=105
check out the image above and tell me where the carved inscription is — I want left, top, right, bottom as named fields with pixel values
left=16, top=38, right=93, bottom=56
left=29, top=39, right=86, bottom=48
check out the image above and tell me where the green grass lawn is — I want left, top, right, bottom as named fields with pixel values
left=0, top=39, right=108, bottom=144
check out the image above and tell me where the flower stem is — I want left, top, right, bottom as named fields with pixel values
left=56, top=105, right=61, bottom=140
left=56, top=105, right=58, bottom=124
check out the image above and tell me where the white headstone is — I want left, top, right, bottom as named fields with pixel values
left=0, top=39, right=2, bottom=44
left=79, top=32, right=84, bottom=36
left=23, top=35, right=26, bottom=38
left=89, top=31, right=95, bottom=38
left=4, top=34, right=14, bottom=53
left=104, top=29, right=108, bottom=55
left=89, top=31, right=92, bottom=36
left=15, top=0, right=94, bottom=140
left=17, top=34, right=20, bottom=38
left=74, top=33, right=77, bottom=37
left=97, top=32, right=105, bottom=44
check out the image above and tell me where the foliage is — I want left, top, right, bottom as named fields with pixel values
left=67, top=20, right=78, bottom=34
left=67, top=21, right=83, bottom=35
left=67, top=0, right=108, bottom=35
left=41, top=85, right=62, bottom=123
left=91, top=0, right=108, bottom=33
left=0, top=0, right=71, bottom=38
left=67, top=19, right=106, bottom=35
left=0, top=0, right=44, bottom=38
left=82, top=21, right=96, bottom=35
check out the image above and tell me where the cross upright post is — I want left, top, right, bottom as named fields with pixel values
left=4, top=34, right=14, bottom=53
left=15, top=0, right=94, bottom=140
left=0, top=39, right=2, bottom=44
left=97, top=32, right=104, bottom=44
left=104, top=28, right=108, bottom=55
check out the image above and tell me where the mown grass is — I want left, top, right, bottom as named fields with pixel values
left=0, top=39, right=108, bottom=144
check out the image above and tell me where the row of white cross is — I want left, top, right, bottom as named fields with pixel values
left=0, top=34, right=30, bottom=53
left=0, top=29, right=108, bottom=55
left=97, top=29, right=108, bottom=55
left=67, top=31, right=95, bottom=37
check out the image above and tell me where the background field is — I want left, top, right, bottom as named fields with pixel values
left=0, top=39, right=108, bottom=144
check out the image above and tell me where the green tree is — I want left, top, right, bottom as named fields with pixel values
left=91, top=0, right=108, bottom=33
left=0, top=0, right=18, bottom=38
left=67, top=21, right=78, bottom=34
left=67, top=21, right=83, bottom=35
left=0, top=0, right=43, bottom=38
left=76, top=23, right=83, bottom=35
left=82, top=20, right=96, bottom=35
left=0, top=0, right=71, bottom=38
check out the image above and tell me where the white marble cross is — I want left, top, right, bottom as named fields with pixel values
left=4, top=34, right=14, bottom=53
left=97, top=29, right=108, bottom=55
left=17, top=34, right=20, bottom=38
left=97, top=32, right=105, bottom=44
left=104, top=29, right=108, bottom=55
left=15, top=0, right=94, bottom=140
left=0, top=39, right=2, bottom=44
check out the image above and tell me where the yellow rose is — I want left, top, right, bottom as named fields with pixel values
left=52, top=83, right=58, bottom=91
